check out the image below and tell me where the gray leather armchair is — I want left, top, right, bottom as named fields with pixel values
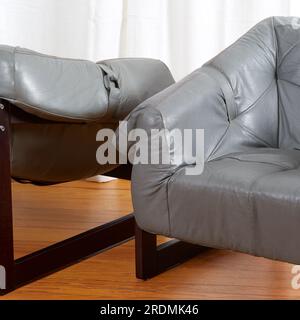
left=128, top=16, right=300, bottom=279
left=0, top=45, right=174, bottom=293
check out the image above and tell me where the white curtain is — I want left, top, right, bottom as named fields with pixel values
left=1, top=0, right=300, bottom=80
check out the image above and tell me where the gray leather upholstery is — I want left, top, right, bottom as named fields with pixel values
left=0, top=46, right=174, bottom=122
left=130, top=17, right=300, bottom=264
left=0, top=45, right=174, bottom=182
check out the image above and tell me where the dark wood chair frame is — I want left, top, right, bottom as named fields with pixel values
left=135, top=224, right=208, bottom=280
left=0, top=98, right=135, bottom=295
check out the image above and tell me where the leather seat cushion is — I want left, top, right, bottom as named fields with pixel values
left=166, top=148, right=300, bottom=264
left=11, top=121, right=118, bottom=183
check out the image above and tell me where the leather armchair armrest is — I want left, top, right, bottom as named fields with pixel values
left=125, top=68, right=229, bottom=235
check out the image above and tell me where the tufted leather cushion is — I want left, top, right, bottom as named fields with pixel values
left=202, top=16, right=300, bottom=158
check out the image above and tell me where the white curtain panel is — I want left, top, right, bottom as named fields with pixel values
left=1, top=0, right=300, bottom=80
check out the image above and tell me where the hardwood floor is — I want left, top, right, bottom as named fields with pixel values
left=1, top=179, right=300, bottom=299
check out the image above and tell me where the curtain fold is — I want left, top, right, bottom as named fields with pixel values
left=1, top=0, right=300, bottom=79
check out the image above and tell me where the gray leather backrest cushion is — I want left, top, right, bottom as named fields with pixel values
left=202, top=17, right=279, bottom=160
left=0, top=46, right=174, bottom=122
left=205, top=16, right=300, bottom=157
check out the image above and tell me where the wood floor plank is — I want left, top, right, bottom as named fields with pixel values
left=0, top=179, right=299, bottom=299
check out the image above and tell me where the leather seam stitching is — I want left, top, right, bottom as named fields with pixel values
left=277, top=77, right=300, bottom=88
left=206, top=125, right=230, bottom=161
left=272, top=17, right=280, bottom=148
left=205, top=64, right=237, bottom=119
left=6, top=98, right=99, bottom=122
left=234, top=121, right=273, bottom=148
left=277, top=36, right=300, bottom=69
left=237, top=79, right=276, bottom=118
left=218, top=156, right=295, bottom=170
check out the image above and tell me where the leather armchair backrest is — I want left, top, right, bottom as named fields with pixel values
left=202, top=17, right=278, bottom=160
left=201, top=16, right=300, bottom=159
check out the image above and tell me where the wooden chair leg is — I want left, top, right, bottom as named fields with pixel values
left=0, top=101, right=15, bottom=293
left=135, top=223, right=157, bottom=279
left=135, top=222, right=209, bottom=280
